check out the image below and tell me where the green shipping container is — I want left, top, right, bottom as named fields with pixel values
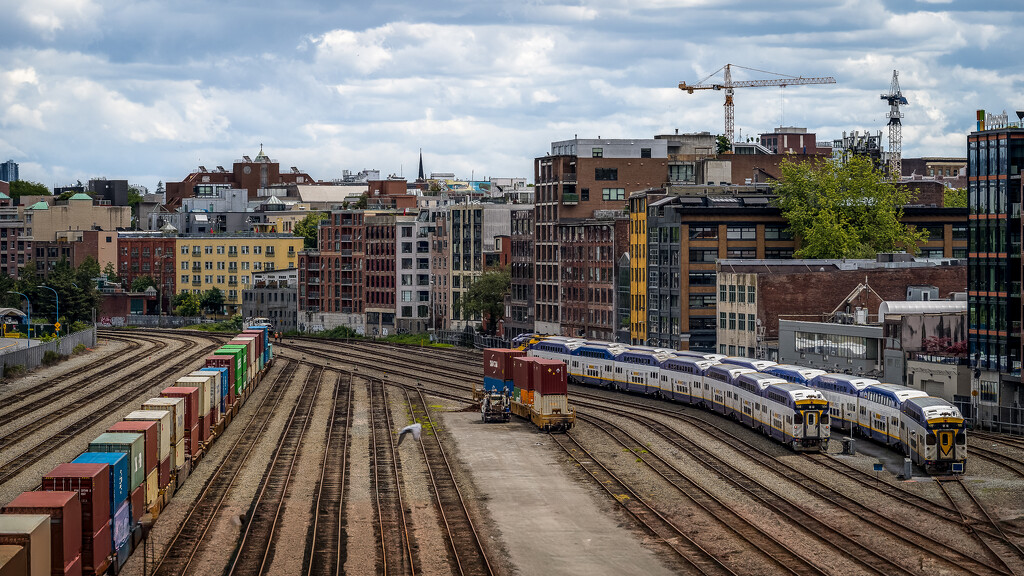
left=89, top=431, right=146, bottom=491
left=217, top=346, right=247, bottom=393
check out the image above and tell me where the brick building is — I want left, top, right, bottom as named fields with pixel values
left=365, top=213, right=397, bottom=335
left=298, top=210, right=368, bottom=332
left=164, top=146, right=315, bottom=208
left=117, top=233, right=176, bottom=313
left=559, top=215, right=630, bottom=342
left=504, top=206, right=535, bottom=339
left=430, top=209, right=451, bottom=330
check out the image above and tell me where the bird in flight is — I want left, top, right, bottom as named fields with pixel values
left=397, top=423, right=422, bottom=446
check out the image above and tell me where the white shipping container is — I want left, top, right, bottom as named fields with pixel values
left=176, top=376, right=214, bottom=416
left=172, top=439, right=185, bottom=471
left=124, top=410, right=172, bottom=462
left=0, top=514, right=51, bottom=576
left=189, top=370, right=222, bottom=421
left=534, top=394, right=570, bottom=416
left=142, top=397, right=185, bottom=445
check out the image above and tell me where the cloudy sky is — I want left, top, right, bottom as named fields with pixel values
left=1, top=0, right=1019, bottom=191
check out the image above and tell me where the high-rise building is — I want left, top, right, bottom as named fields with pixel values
left=0, top=160, right=18, bottom=183
left=967, top=119, right=1023, bottom=403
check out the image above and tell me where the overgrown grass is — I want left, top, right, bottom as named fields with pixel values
left=4, top=364, right=25, bottom=377
left=290, top=327, right=454, bottom=348
left=73, top=343, right=87, bottom=355
left=42, top=350, right=65, bottom=366
left=185, top=314, right=243, bottom=332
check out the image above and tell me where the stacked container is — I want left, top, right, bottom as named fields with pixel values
left=102, top=422, right=154, bottom=512
left=188, top=370, right=222, bottom=431
left=122, top=410, right=172, bottom=490
left=87, top=434, right=144, bottom=514
left=2, top=492, right=81, bottom=576
left=214, top=346, right=247, bottom=397
left=161, top=387, right=200, bottom=460
left=142, top=397, right=186, bottom=478
left=246, top=325, right=271, bottom=366
left=512, top=356, right=538, bottom=406
left=531, top=358, right=570, bottom=416
left=204, top=356, right=237, bottom=412
left=0, top=544, right=28, bottom=575
left=483, top=349, right=524, bottom=394
left=175, top=375, right=214, bottom=444
left=0, top=514, right=51, bottom=576
left=195, top=367, right=230, bottom=422
left=241, top=330, right=266, bottom=370
left=42, top=464, right=110, bottom=576
left=69, top=452, right=130, bottom=526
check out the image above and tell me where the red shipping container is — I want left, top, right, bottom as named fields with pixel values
left=129, top=486, right=143, bottom=526
left=483, top=348, right=525, bottom=381
left=184, top=424, right=198, bottom=459
left=2, top=491, right=82, bottom=575
left=512, top=357, right=538, bottom=391
left=532, top=358, right=568, bottom=396
left=158, top=457, right=170, bottom=489
left=161, top=387, right=199, bottom=429
left=0, top=544, right=28, bottom=576
left=242, top=331, right=264, bottom=357
left=106, top=421, right=158, bottom=475
left=198, top=414, right=211, bottom=444
left=41, top=464, right=109, bottom=537
left=81, top=521, right=110, bottom=576
left=205, top=356, right=236, bottom=405
left=63, top=553, right=82, bottom=576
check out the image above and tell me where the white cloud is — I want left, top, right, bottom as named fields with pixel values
left=18, top=0, right=103, bottom=39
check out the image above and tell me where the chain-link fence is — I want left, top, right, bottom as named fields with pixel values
left=954, top=395, right=1024, bottom=435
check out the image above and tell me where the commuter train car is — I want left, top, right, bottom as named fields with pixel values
left=660, top=356, right=718, bottom=404
left=856, top=383, right=928, bottom=446
left=762, top=383, right=830, bottom=451
left=899, top=397, right=967, bottom=473
left=566, top=342, right=624, bottom=387
left=808, top=374, right=880, bottom=432
left=703, top=364, right=756, bottom=414
left=731, top=372, right=788, bottom=425
left=723, top=356, right=778, bottom=372
left=763, top=364, right=827, bottom=385
left=615, top=349, right=672, bottom=394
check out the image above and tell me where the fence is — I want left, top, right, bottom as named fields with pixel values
left=0, top=326, right=97, bottom=379
left=954, top=395, right=1024, bottom=435
left=98, top=315, right=213, bottom=328
left=431, top=330, right=511, bottom=349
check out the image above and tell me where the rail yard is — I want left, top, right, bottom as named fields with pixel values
left=1, top=329, right=1024, bottom=575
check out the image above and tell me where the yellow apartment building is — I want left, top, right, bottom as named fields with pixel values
left=175, top=234, right=302, bottom=313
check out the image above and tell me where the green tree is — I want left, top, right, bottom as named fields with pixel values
left=131, top=274, right=158, bottom=292
left=771, top=156, right=926, bottom=259
left=944, top=187, right=967, bottom=208
left=716, top=135, right=732, bottom=154
left=460, top=268, right=511, bottom=335
left=102, top=262, right=121, bottom=285
left=8, top=181, right=49, bottom=204
left=200, top=287, right=225, bottom=315
left=353, top=195, right=368, bottom=209
left=156, top=181, right=164, bottom=194
left=175, top=292, right=202, bottom=316
left=293, top=211, right=328, bottom=250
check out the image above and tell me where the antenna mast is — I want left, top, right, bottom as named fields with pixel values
left=881, top=70, right=908, bottom=180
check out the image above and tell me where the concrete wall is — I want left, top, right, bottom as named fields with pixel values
left=0, top=327, right=97, bottom=378
left=906, top=359, right=970, bottom=401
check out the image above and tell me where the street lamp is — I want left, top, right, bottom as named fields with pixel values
left=40, top=285, right=59, bottom=337
left=8, top=291, right=30, bottom=347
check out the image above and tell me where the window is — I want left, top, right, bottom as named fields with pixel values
left=728, top=313, right=736, bottom=330
left=602, top=188, right=625, bottom=201
left=181, top=246, right=189, bottom=255
left=254, top=246, right=262, bottom=254
left=747, top=286, right=755, bottom=303
left=669, top=164, right=694, bottom=182
left=689, top=226, right=717, bottom=240
left=204, top=246, right=213, bottom=254
left=729, top=285, right=736, bottom=302
left=181, top=262, right=188, bottom=270
left=689, top=272, right=716, bottom=286
left=595, top=168, right=618, bottom=181
left=720, top=284, right=727, bottom=301
left=640, top=148, right=651, bottom=158
left=217, top=246, right=225, bottom=254
left=690, top=249, right=718, bottom=263
left=727, top=248, right=756, bottom=259
left=581, top=188, right=590, bottom=201
left=765, top=248, right=794, bottom=259
left=592, top=147, right=603, bottom=158
left=720, top=312, right=727, bottom=329
left=241, top=246, right=249, bottom=254
left=764, top=225, right=793, bottom=240
left=727, top=226, right=756, bottom=240
left=738, top=314, right=746, bottom=331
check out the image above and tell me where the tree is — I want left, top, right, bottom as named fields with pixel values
left=200, top=287, right=225, bottom=315
left=716, top=135, right=732, bottom=155
left=127, top=186, right=144, bottom=229
left=353, top=195, right=368, bottom=209
left=944, top=187, right=967, bottom=208
left=460, top=268, right=511, bottom=335
left=102, top=262, right=121, bottom=285
left=293, top=212, right=328, bottom=250
left=8, top=181, right=49, bottom=204
left=156, top=181, right=164, bottom=194
left=131, top=275, right=158, bottom=292
left=771, top=156, right=926, bottom=259
left=174, top=292, right=202, bottom=316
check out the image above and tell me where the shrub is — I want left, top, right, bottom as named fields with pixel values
left=42, top=350, right=65, bottom=366
left=73, top=343, right=87, bottom=355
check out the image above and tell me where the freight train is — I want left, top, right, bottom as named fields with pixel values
left=514, top=334, right=967, bottom=471
left=0, top=325, right=274, bottom=576
left=482, top=348, right=574, bottom=432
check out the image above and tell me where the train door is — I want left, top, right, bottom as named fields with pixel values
left=934, top=429, right=956, bottom=461
left=800, top=409, right=821, bottom=439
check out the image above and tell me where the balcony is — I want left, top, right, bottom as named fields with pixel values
left=192, top=280, right=202, bottom=286
left=227, top=251, right=238, bottom=257
left=308, top=277, right=320, bottom=284
left=191, top=264, right=202, bottom=272
left=228, top=280, right=238, bottom=286
left=562, top=193, right=579, bottom=205
left=561, top=172, right=577, bottom=183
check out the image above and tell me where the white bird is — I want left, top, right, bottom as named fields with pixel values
left=397, top=423, right=422, bottom=446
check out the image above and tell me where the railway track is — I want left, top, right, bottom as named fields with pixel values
left=152, top=359, right=298, bottom=576
left=936, top=476, right=1024, bottom=576
left=403, top=387, right=492, bottom=576
left=367, top=377, right=417, bottom=576
left=305, top=372, right=354, bottom=576
left=228, top=365, right=327, bottom=575
left=0, top=337, right=223, bottom=487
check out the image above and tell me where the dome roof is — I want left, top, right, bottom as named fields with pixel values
left=254, top=144, right=270, bottom=163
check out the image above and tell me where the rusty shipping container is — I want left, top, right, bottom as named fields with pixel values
left=2, top=492, right=81, bottom=576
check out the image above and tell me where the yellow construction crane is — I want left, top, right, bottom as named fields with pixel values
left=679, top=63, right=836, bottom=149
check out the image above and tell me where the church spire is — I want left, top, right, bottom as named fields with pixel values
left=417, top=148, right=425, bottom=181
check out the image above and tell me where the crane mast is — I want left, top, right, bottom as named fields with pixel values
left=679, top=63, right=836, bottom=147
left=881, top=70, right=908, bottom=180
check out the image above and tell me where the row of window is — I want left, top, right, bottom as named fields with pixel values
left=719, top=284, right=756, bottom=304
left=719, top=312, right=757, bottom=332
left=180, top=245, right=289, bottom=255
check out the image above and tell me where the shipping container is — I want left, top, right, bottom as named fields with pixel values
left=160, top=388, right=199, bottom=459
left=2, top=492, right=81, bottom=575
left=521, top=389, right=534, bottom=406
left=139, top=468, right=158, bottom=510
left=0, top=514, right=50, bottom=576
left=69, top=453, right=127, bottom=521
left=533, top=394, right=570, bottom=416
left=191, top=368, right=228, bottom=417
left=204, top=356, right=237, bottom=405
left=112, top=501, right=130, bottom=568
left=41, top=464, right=109, bottom=536
left=81, top=520, right=110, bottom=576
left=483, top=348, right=525, bottom=381
left=170, top=439, right=185, bottom=474
left=141, top=397, right=185, bottom=445
left=129, top=486, right=143, bottom=526
left=188, top=371, right=222, bottom=423
left=106, top=421, right=158, bottom=475
left=122, top=410, right=171, bottom=465
left=512, top=357, right=538, bottom=391
left=0, top=544, right=27, bottom=576
left=87, top=433, right=145, bottom=492
left=216, top=346, right=248, bottom=393
left=174, top=376, right=213, bottom=417
left=228, top=338, right=256, bottom=366
left=532, top=358, right=568, bottom=396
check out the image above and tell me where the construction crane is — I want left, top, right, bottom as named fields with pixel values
left=678, top=63, right=836, bottom=148
left=881, top=70, right=908, bottom=180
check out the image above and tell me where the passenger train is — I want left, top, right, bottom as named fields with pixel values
left=513, top=334, right=967, bottom=472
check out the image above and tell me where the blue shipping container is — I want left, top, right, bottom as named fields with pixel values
left=73, top=451, right=129, bottom=517
left=196, top=367, right=230, bottom=413
left=113, top=500, right=131, bottom=548
left=483, top=377, right=514, bottom=393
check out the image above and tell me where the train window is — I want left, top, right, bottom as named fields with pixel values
left=821, top=413, right=829, bottom=425
left=793, top=412, right=804, bottom=424
left=786, top=416, right=793, bottom=424
left=956, top=433, right=966, bottom=444
left=926, top=434, right=937, bottom=446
